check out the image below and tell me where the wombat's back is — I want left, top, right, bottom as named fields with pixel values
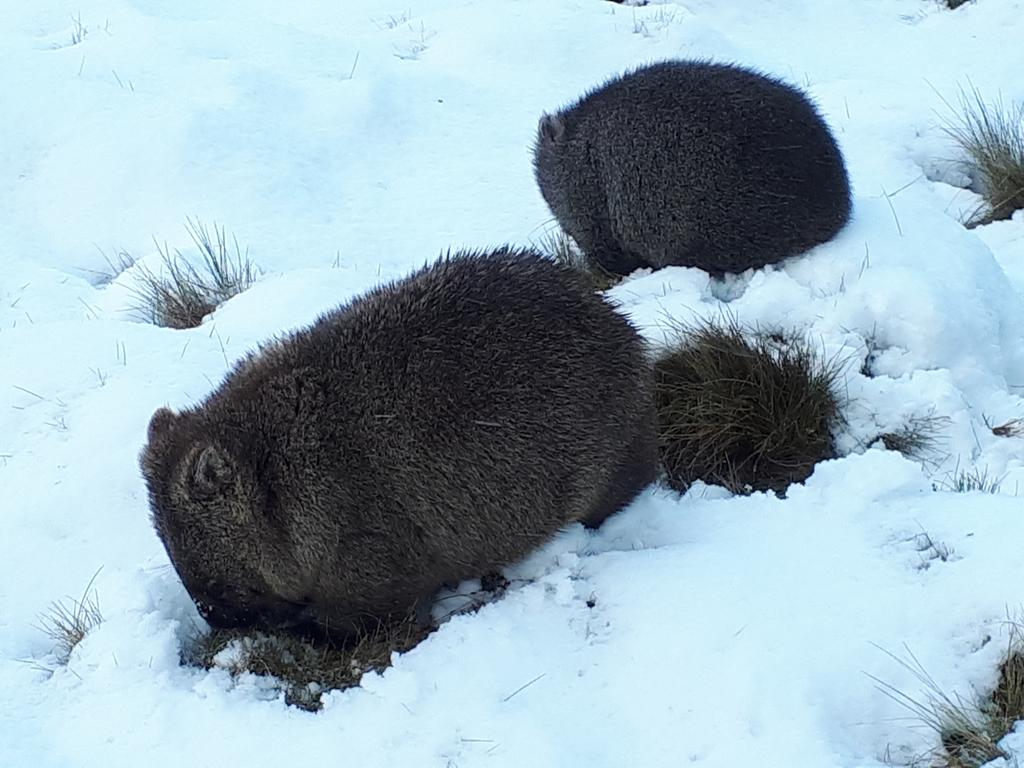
left=286, top=249, right=656, bottom=552
left=534, top=60, right=852, bottom=276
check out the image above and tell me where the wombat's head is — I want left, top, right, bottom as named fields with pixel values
left=139, top=407, right=316, bottom=633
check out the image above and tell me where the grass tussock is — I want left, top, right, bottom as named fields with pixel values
left=878, top=414, right=950, bottom=463
left=940, top=85, right=1024, bottom=227
left=654, top=318, right=844, bottom=495
left=874, top=624, right=1024, bottom=768
left=990, top=643, right=1024, bottom=745
left=132, top=218, right=258, bottom=329
left=187, top=614, right=429, bottom=712
left=933, top=465, right=1004, bottom=495
left=36, top=572, right=103, bottom=663
left=990, top=418, right=1024, bottom=438
left=536, top=229, right=621, bottom=292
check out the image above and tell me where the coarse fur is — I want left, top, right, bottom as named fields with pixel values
left=140, top=248, right=657, bottom=644
left=533, top=60, right=853, bottom=276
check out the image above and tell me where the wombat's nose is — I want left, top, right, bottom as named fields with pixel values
left=196, top=598, right=254, bottom=629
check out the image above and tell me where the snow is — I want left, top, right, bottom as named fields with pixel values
left=3, top=0, right=1024, bottom=766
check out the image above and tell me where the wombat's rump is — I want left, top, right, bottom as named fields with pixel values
left=534, top=60, right=852, bottom=276
left=140, top=248, right=656, bottom=643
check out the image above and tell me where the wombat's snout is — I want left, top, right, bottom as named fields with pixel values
left=193, top=593, right=256, bottom=629
left=189, top=581, right=263, bottom=628
left=194, top=586, right=316, bottom=633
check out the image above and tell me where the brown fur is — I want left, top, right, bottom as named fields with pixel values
left=140, top=248, right=656, bottom=644
left=534, top=60, right=852, bottom=276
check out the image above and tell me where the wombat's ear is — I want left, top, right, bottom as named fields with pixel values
left=147, top=407, right=177, bottom=442
left=538, top=113, right=566, bottom=144
left=190, top=444, right=234, bottom=495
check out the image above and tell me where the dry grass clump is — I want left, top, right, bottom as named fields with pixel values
left=877, top=414, right=950, bottom=463
left=133, top=218, right=258, bottom=329
left=989, top=417, right=1024, bottom=438
left=874, top=625, right=1024, bottom=768
left=933, top=465, right=1004, bottom=495
left=36, top=572, right=103, bottom=663
left=940, top=85, right=1024, bottom=227
left=536, top=229, right=620, bottom=291
left=186, top=614, right=429, bottom=712
left=654, top=318, right=843, bottom=495
left=989, top=646, right=1024, bottom=745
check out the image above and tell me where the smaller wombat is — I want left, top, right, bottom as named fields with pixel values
left=140, top=248, right=656, bottom=644
left=534, top=60, right=852, bottom=276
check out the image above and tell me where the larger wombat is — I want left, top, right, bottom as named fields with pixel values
left=140, top=248, right=656, bottom=643
left=534, top=60, right=852, bottom=276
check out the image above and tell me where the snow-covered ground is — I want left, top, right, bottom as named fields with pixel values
left=3, top=0, right=1024, bottom=765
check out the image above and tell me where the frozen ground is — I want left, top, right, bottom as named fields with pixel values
left=2, top=0, right=1024, bottom=766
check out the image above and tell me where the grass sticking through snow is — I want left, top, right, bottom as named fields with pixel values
left=990, top=418, right=1024, bottom=438
left=874, top=622, right=1024, bottom=768
left=536, top=228, right=620, bottom=291
left=933, top=465, right=1004, bottom=494
left=77, top=247, right=137, bottom=286
left=187, top=613, right=429, bottom=712
left=878, top=414, right=950, bottom=464
left=654, top=318, right=844, bottom=495
left=913, top=527, right=955, bottom=570
left=940, top=85, right=1024, bottom=227
left=132, top=218, right=258, bottom=329
left=36, top=571, right=103, bottom=663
